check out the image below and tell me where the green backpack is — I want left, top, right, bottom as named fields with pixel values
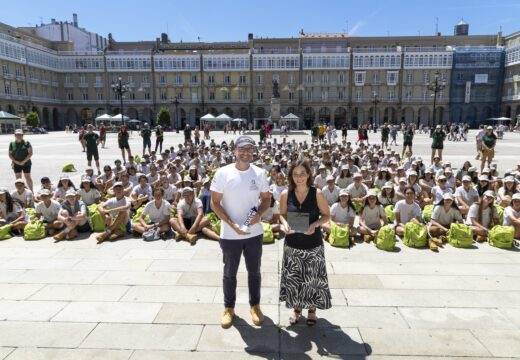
left=262, top=222, right=274, bottom=244
left=385, top=205, right=395, bottom=223
left=62, top=163, right=76, bottom=172
left=206, top=212, right=221, bottom=235
left=422, top=204, right=434, bottom=223
left=0, top=224, right=13, bottom=240
left=328, top=222, right=349, bottom=248
left=25, top=208, right=36, bottom=221
left=489, top=225, right=514, bottom=249
left=88, top=204, right=106, bottom=232
left=495, top=205, right=504, bottom=225
left=375, top=225, right=396, bottom=251
left=403, top=221, right=427, bottom=248
left=23, top=220, right=46, bottom=241
left=447, top=223, right=473, bottom=248
left=352, top=200, right=363, bottom=215
left=132, top=206, right=150, bottom=224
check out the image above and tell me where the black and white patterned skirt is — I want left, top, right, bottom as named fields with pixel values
left=279, top=244, right=332, bottom=310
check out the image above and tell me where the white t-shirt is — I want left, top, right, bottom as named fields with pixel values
left=346, top=183, right=369, bottom=199
left=476, top=128, right=485, bottom=141
left=322, top=185, right=340, bottom=206
left=314, top=174, right=329, bottom=190
left=11, top=189, right=34, bottom=207
left=336, top=176, right=354, bottom=189
left=361, top=205, right=386, bottom=229
left=269, top=184, right=287, bottom=202
left=431, top=186, right=453, bottom=205
left=211, top=163, right=270, bottom=240
left=177, top=197, right=203, bottom=218
left=394, top=199, right=421, bottom=224
left=465, top=204, right=494, bottom=228
left=431, top=205, right=463, bottom=226
left=35, top=200, right=61, bottom=222
left=79, top=188, right=101, bottom=206
left=161, top=184, right=178, bottom=202
left=168, top=173, right=182, bottom=185
left=132, top=184, right=152, bottom=199
left=503, top=206, right=520, bottom=226
left=261, top=201, right=280, bottom=222
left=455, top=186, right=479, bottom=207
left=142, top=199, right=171, bottom=223
left=103, top=196, right=131, bottom=217
left=330, top=202, right=356, bottom=224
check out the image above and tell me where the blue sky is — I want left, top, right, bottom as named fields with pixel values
left=3, top=0, right=519, bottom=42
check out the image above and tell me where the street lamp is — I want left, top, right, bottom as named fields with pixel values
left=426, top=71, right=446, bottom=136
left=171, top=96, right=179, bottom=131
left=372, top=91, right=379, bottom=132
left=111, top=77, right=130, bottom=126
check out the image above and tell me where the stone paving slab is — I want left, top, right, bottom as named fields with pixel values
left=93, top=270, right=182, bottom=286
left=471, top=330, right=520, bottom=358
left=12, top=269, right=103, bottom=284
left=4, top=348, right=132, bottom=360
left=175, top=271, right=280, bottom=288
left=377, top=274, right=520, bottom=291
left=0, top=284, right=44, bottom=300
left=0, top=300, right=66, bottom=321
left=52, top=301, right=163, bottom=323
left=121, top=285, right=218, bottom=303
left=29, top=284, right=130, bottom=301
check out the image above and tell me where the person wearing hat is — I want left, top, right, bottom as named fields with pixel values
left=170, top=187, right=204, bottom=242
left=54, top=189, right=90, bottom=241
left=346, top=173, right=369, bottom=205
left=322, top=175, right=340, bottom=206
left=154, top=125, right=164, bottom=153
left=431, top=125, right=446, bottom=165
left=430, top=175, right=454, bottom=205
left=394, top=186, right=422, bottom=238
left=378, top=181, right=399, bottom=207
left=9, top=128, right=34, bottom=191
left=184, top=124, right=193, bottom=145
left=0, top=188, right=28, bottom=232
left=480, top=126, right=497, bottom=173
left=140, top=122, right=152, bottom=156
left=53, top=175, right=76, bottom=204
left=503, top=193, right=520, bottom=239
left=11, top=179, right=34, bottom=209
left=466, top=190, right=500, bottom=242
left=82, top=124, right=101, bottom=175
left=96, top=165, right=115, bottom=195
left=454, top=175, right=480, bottom=216
left=95, top=182, right=131, bottom=243
left=380, top=123, right=390, bottom=149
left=130, top=175, right=152, bottom=210
left=132, top=186, right=172, bottom=239
left=78, top=175, right=101, bottom=206
left=35, top=177, right=56, bottom=202
left=117, top=125, right=132, bottom=164
left=428, top=193, right=464, bottom=250
left=34, top=189, right=63, bottom=237
left=210, top=135, right=271, bottom=329
left=497, top=176, right=518, bottom=208
left=356, top=187, right=383, bottom=235
left=401, top=125, right=414, bottom=159
left=475, top=174, right=492, bottom=197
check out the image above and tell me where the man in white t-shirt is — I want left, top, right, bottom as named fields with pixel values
left=475, top=125, right=485, bottom=160
left=322, top=175, right=340, bottom=206
left=170, top=187, right=206, bottom=243
left=96, top=182, right=131, bottom=243
left=210, top=135, right=271, bottom=329
left=11, top=179, right=34, bottom=208
left=34, top=189, right=63, bottom=236
left=132, top=187, right=171, bottom=238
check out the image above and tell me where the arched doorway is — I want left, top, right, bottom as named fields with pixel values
left=383, top=107, right=396, bottom=124
left=194, top=108, right=201, bottom=127
left=142, top=108, right=152, bottom=123
left=334, top=107, right=347, bottom=127
left=31, top=106, right=40, bottom=120
left=208, top=107, right=218, bottom=117
left=504, top=106, right=511, bottom=119
left=451, top=106, right=462, bottom=123
left=418, top=107, right=430, bottom=126
left=402, top=107, right=414, bottom=125
left=66, top=108, right=78, bottom=125
left=7, top=104, right=15, bottom=115
left=465, top=106, right=477, bottom=124
left=42, top=107, right=50, bottom=129
left=318, top=107, right=331, bottom=124
left=239, top=107, right=248, bottom=120
left=255, top=107, right=265, bottom=118
left=80, top=108, right=92, bottom=125
left=223, top=107, right=234, bottom=118
left=52, top=108, right=59, bottom=130
left=303, top=107, right=315, bottom=129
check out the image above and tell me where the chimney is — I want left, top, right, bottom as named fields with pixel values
left=73, top=13, right=78, bottom=27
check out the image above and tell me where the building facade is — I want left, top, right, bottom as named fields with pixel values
left=0, top=20, right=510, bottom=131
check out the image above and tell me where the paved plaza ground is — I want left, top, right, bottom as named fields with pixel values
left=0, top=129, right=519, bottom=359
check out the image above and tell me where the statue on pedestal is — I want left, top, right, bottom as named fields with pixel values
left=272, top=80, right=280, bottom=98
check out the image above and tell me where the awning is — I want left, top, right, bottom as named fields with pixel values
left=111, top=114, right=130, bottom=121
left=95, top=113, right=112, bottom=121
left=216, top=113, right=232, bottom=120
left=282, top=113, right=300, bottom=120
left=200, top=113, right=216, bottom=120
left=0, top=111, right=20, bottom=120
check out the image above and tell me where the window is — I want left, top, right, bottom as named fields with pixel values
left=80, top=76, right=86, bottom=84
left=256, top=75, right=263, bottom=84
left=161, top=92, right=167, bottom=100
left=15, top=67, right=21, bottom=77
left=423, top=72, right=429, bottom=84
left=288, top=74, right=295, bottom=84
left=356, top=89, right=362, bottom=101
left=272, top=74, right=279, bottom=83
left=208, top=75, right=215, bottom=84
left=338, top=73, right=345, bottom=83
left=389, top=90, right=395, bottom=100
left=239, top=75, right=247, bottom=84
left=159, top=75, right=166, bottom=84
left=406, top=72, right=413, bottom=84
left=289, top=91, right=295, bottom=100
left=209, top=92, right=215, bottom=100
left=422, top=91, right=428, bottom=101
left=129, top=93, right=136, bottom=100
left=224, top=75, right=231, bottom=84
left=82, top=93, right=88, bottom=101
left=439, top=91, right=443, bottom=99
left=177, top=92, right=183, bottom=99
left=142, top=75, right=149, bottom=84
left=67, top=92, right=73, bottom=100
left=16, top=87, right=23, bottom=96
left=372, top=73, right=380, bottom=84
left=322, top=90, right=328, bottom=100
left=338, top=90, right=344, bottom=99
left=456, top=73, right=464, bottom=81
left=224, top=92, right=230, bottom=100
left=306, top=74, right=312, bottom=83
left=257, top=92, right=264, bottom=100
left=128, top=75, right=133, bottom=84
left=405, top=90, right=412, bottom=100
left=3, top=85, right=10, bottom=94
left=2, top=65, right=9, bottom=75
left=191, top=75, right=198, bottom=83
left=306, top=91, right=312, bottom=101
left=321, top=73, right=329, bottom=83
left=115, top=93, right=121, bottom=100
left=192, top=92, right=198, bottom=101
left=239, top=91, right=246, bottom=100
left=65, top=75, right=72, bottom=84
left=95, top=75, right=102, bottom=84
left=387, top=71, right=398, bottom=85
left=97, top=92, right=104, bottom=100
left=175, top=75, right=182, bottom=84
left=144, top=92, right=150, bottom=100
left=355, top=71, right=366, bottom=86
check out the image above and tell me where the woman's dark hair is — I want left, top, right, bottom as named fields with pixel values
left=80, top=180, right=96, bottom=190
left=377, top=169, right=392, bottom=182
left=339, top=167, right=352, bottom=179
left=436, top=198, right=460, bottom=210
left=57, top=179, right=76, bottom=190
left=339, top=193, right=356, bottom=212
left=287, top=160, right=313, bottom=190
left=362, top=193, right=381, bottom=208
left=476, top=179, right=490, bottom=196
left=380, top=187, right=395, bottom=199
left=1, top=192, right=14, bottom=213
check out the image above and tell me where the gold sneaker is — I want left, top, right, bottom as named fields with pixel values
left=186, top=233, right=197, bottom=244
left=96, top=231, right=110, bottom=243
left=175, top=232, right=184, bottom=241
left=53, top=231, right=66, bottom=242
left=428, top=239, right=439, bottom=252
left=250, top=304, right=264, bottom=326
left=108, top=229, right=125, bottom=241
left=221, top=307, right=235, bottom=329
left=430, top=237, right=443, bottom=246
left=476, top=235, right=488, bottom=243
left=66, top=228, right=78, bottom=240
left=363, top=234, right=373, bottom=243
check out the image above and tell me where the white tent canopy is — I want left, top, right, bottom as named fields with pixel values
left=283, top=113, right=299, bottom=120
left=95, top=113, right=112, bottom=121
left=111, top=114, right=130, bottom=121
left=200, top=113, right=216, bottom=120
left=486, top=117, right=511, bottom=121
left=232, top=118, right=246, bottom=122
left=216, top=113, right=232, bottom=120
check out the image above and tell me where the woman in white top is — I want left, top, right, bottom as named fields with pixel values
left=158, top=174, right=178, bottom=204
left=373, top=168, right=392, bottom=190
left=394, top=186, right=422, bottom=238
left=430, top=175, right=453, bottom=205
left=270, top=172, right=288, bottom=202
left=428, top=193, right=463, bottom=245
left=131, top=187, right=172, bottom=238
left=358, top=190, right=387, bottom=242
left=322, top=189, right=357, bottom=238
left=497, top=176, right=518, bottom=208
left=419, top=169, right=435, bottom=199
left=377, top=182, right=400, bottom=206
left=53, top=175, right=76, bottom=203
left=78, top=176, right=101, bottom=206
left=335, top=166, right=354, bottom=189
left=455, top=175, right=480, bottom=216
left=11, top=179, right=34, bottom=208
left=503, top=193, right=520, bottom=239
left=466, top=190, right=499, bottom=242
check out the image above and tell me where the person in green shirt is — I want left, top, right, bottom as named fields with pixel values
left=259, top=124, right=267, bottom=143
left=140, top=123, right=152, bottom=156
left=401, top=126, right=414, bottom=159
left=82, top=124, right=101, bottom=174
left=481, top=126, right=497, bottom=172
left=381, top=123, right=390, bottom=148
left=431, top=124, right=446, bottom=164
left=118, top=125, right=132, bottom=164
left=311, top=125, right=319, bottom=143
left=8, top=129, right=33, bottom=191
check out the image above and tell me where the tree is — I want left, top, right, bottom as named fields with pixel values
left=26, top=111, right=40, bottom=127
left=156, top=107, right=171, bottom=127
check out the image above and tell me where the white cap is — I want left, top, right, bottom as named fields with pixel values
left=14, top=179, right=24, bottom=184
left=339, top=188, right=349, bottom=197
left=504, top=176, right=515, bottom=183
left=326, top=175, right=335, bottom=182
left=512, top=193, right=520, bottom=201
left=14, top=129, right=23, bottom=135
left=438, top=175, right=447, bottom=180
left=443, top=193, right=454, bottom=200
left=408, top=171, right=418, bottom=176
left=353, top=172, right=362, bottom=178
left=399, top=177, right=407, bottom=183
left=382, top=181, right=393, bottom=189
left=483, top=190, right=495, bottom=198
left=182, top=187, right=195, bottom=195
left=462, top=175, right=472, bottom=182
left=478, top=175, right=489, bottom=181
left=65, top=189, right=76, bottom=197
left=59, top=174, right=70, bottom=180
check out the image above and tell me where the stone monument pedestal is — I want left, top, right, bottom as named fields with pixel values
left=270, top=97, right=281, bottom=128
